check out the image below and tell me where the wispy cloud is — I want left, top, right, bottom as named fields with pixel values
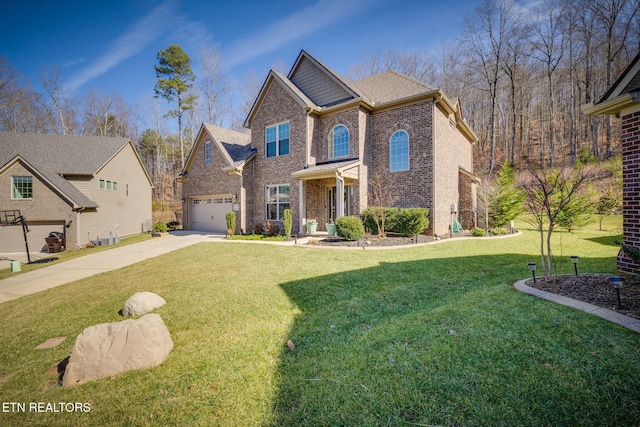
left=222, top=0, right=379, bottom=69
left=65, top=0, right=177, bottom=93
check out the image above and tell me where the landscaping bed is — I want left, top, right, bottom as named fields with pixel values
left=527, top=273, right=640, bottom=319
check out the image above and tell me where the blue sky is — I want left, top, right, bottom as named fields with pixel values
left=1, top=0, right=480, bottom=115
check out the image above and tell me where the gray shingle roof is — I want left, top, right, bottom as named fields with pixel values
left=0, top=132, right=133, bottom=208
left=202, top=124, right=255, bottom=164
left=353, top=70, right=436, bottom=105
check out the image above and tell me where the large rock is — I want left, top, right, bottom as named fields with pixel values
left=62, top=313, right=173, bottom=387
left=122, top=292, right=166, bottom=316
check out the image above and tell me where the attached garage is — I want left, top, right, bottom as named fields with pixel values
left=0, top=221, right=65, bottom=253
left=189, top=196, right=233, bottom=233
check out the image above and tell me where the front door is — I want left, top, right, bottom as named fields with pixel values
left=328, top=185, right=353, bottom=221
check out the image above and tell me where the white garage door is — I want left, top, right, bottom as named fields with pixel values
left=190, top=196, right=233, bottom=233
left=0, top=221, right=65, bottom=253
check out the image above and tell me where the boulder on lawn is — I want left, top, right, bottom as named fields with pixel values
left=62, top=313, right=173, bottom=387
left=122, top=291, right=166, bottom=316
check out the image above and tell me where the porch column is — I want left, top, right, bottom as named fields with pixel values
left=298, top=179, right=305, bottom=234
left=335, top=174, right=345, bottom=219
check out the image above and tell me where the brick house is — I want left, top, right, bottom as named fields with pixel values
left=180, top=50, right=478, bottom=236
left=0, top=132, right=153, bottom=252
left=583, top=52, right=640, bottom=274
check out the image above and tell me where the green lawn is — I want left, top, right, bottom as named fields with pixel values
left=0, top=217, right=638, bottom=426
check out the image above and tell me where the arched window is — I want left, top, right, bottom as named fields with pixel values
left=389, top=130, right=409, bottom=171
left=329, top=125, right=349, bottom=158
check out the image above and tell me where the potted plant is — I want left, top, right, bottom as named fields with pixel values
left=305, top=219, right=317, bottom=234
left=325, top=220, right=336, bottom=236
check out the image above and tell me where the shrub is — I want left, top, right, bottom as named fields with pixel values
left=251, top=221, right=281, bottom=236
left=394, top=208, right=429, bottom=236
left=472, top=227, right=487, bottom=237
left=361, top=207, right=399, bottom=235
left=167, top=221, right=180, bottom=231
left=283, top=209, right=292, bottom=240
left=225, top=211, right=236, bottom=235
left=335, top=216, right=365, bottom=241
left=491, top=227, right=508, bottom=235
left=153, top=222, right=168, bottom=232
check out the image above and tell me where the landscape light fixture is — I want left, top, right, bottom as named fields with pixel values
left=570, top=255, right=579, bottom=276
left=609, top=276, right=624, bottom=310
left=528, top=262, right=537, bottom=284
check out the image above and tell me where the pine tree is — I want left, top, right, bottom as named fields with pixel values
left=154, top=45, right=198, bottom=169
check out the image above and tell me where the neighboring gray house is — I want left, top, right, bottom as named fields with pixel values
left=0, top=132, right=153, bottom=252
left=180, top=50, right=478, bottom=236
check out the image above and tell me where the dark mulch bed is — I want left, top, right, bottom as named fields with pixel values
left=527, top=274, right=640, bottom=319
left=312, top=233, right=466, bottom=247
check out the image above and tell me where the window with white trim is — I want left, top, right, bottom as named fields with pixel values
left=99, top=179, right=118, bottom=191
left=205, top=142, right=211, bottom=165
left=11, top=176, right=32, bottom=199
left=389, top=130, right=409, bottom=172
left=329, top=125, right=349, bottom=158
left=266, top=122, right=290, bottom=158
left=266, top=185, right=290, bottom=220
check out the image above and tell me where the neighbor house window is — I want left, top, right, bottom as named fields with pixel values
left=266, top=185, right=290, bottom=220
left=389, top=130, right=409, bottom=172
left=329, top=125, right=349, bottom=158
left=12, top=176, right=32, bottom=199
left=266, top=122, right=290, bottom=158
left=205, top=142, right=211, bottom=165
left=99, top=179, right=118, bottom=191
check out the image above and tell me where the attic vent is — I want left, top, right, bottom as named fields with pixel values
left=449, top=118, right=456, bottom=128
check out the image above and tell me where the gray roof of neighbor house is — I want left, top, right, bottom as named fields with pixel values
left=0, top=132, right=136, bottom=208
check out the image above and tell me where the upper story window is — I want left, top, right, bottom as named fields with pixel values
left=389, top=130, right=409, bottom=172
left=266, top=122, right=290, bottom=158
left=205, top=142, right=211, bottom=165
left=12, top=176, right=32, bottom=199
left=329, top=125, right=349, bottom=158
left=99, top=179, right=118, bottom=191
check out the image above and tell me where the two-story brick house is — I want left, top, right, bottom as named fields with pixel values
left=180, top=50, right=478, bottom=236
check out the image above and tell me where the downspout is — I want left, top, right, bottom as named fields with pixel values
left=431, top=97, right=437, bottom=237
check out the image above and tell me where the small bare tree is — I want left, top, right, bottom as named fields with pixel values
left=369, top=173, right=397, bottom=237
left=518, top=163, right=595, bottom=276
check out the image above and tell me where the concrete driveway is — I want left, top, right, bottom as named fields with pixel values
left=0, top=231, right=222, bottom=304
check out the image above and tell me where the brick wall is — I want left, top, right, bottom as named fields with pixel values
left=619, top=110, right=640, bottom=273
left=181, top=135, right=242, bottom=231
left=369, top=101, right=435, bottom=233
left=247, top=81, right=308, bottom=232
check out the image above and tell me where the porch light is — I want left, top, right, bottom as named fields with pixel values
left=609, top=276, right=624, bottom=310
left=570, top=256, right=579, bottom=276
left=527, top=262, right=537, bottom=284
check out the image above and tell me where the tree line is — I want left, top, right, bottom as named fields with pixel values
left=1, top=0, right=637, bottom=209
left=348, top=0, right=639, bottom=174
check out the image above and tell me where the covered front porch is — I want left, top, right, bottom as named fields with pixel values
left=292, top=159, right=363, bottom=234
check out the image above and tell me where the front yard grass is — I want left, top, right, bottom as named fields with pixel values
left=0, top=217, right=638, bottom=426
